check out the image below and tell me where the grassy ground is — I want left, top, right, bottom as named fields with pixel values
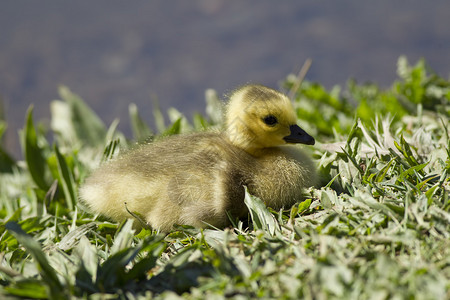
left=0, top=57, right=449, bottom=299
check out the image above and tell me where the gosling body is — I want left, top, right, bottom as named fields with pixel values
left=80, top=84, right=316, bottom=231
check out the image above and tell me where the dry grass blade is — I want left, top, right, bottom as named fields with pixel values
left=288, top=58, right=312, bottom=100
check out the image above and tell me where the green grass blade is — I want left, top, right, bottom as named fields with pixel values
left=54, top=145, right=77, bottom=211
left=298, top=198, right=312, bottom=214
left=58, top=86, right=107, bottom=147
left=243, top=187, right=281, bottom=236
left=123, top=235, right=166, bottom=282
left=4, top=279, right=48, bottom=299
left=0, top=146, right=15, bottom=173
left=162, top=118, right=182, bottom=136
left=129, top=103, right=152, bottom=141
left=23, top=106, right=50, bottom=191
left=0, top=120, right=16, bottom=172
left=101, top=138, right=121, bottom=162
left=205, top=88, right=224, bottom=125
left=5, top=222, right=66, bottom=298
left=398, top=162, right=428, bottom=184
left=375, top=159, right=395, bottom=183
left=152, top=100, right=166, bottom=133
left=193, top=113, right=209, bottom=130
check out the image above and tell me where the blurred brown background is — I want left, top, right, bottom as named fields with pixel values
left=1, top=1, right=449, bottom=155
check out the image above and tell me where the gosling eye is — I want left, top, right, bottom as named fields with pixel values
left=263, top=115, right=278, bottom=126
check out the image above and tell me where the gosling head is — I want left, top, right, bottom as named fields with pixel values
left=226, top=84, right=315, bottom=155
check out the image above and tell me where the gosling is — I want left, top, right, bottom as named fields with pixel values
left=79, top=84, right=317, bottom=232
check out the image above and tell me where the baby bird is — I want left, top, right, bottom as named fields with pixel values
left=79, top=84, right=317, bottom=232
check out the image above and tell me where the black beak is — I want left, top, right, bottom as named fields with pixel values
left=283, top=125, right=315, bottom=145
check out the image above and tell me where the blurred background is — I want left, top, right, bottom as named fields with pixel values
left=1, top=0, right=449, bottom=155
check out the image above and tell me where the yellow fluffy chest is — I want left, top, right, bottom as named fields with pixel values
left=247, top=146, right=317, bottom=209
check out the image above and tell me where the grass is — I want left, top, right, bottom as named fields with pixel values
left=0, top=56, right=449, bottom=299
